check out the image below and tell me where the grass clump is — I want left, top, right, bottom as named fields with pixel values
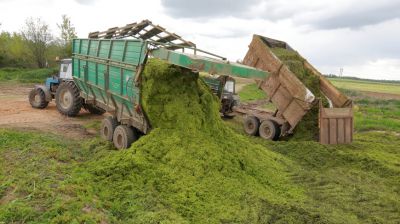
left=271, top=48, right=327, bottom=140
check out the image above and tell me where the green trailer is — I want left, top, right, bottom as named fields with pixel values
left=69, top=38, right=267, bottom=149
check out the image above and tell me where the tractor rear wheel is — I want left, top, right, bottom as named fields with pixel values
left=244, top=116, right=260, bottom=136
left=101, top=116, right=118, bottom=141
left=259, top=120, right=281, bottom=141
left=113, top=125, right=138, bottom=149
left=29, top=88, right=49, bottom=109
left=84, top=103, right=106, bottom=115
left=55, top=82, right=82, bottom=117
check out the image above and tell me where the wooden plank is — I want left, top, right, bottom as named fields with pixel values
left=344, top=118, right=352, bottom=143
left=329, top=119, right=337, bottom=144
left=320, top=118, right=329, bottom=144
left=337, top=119, right=345, bottom=144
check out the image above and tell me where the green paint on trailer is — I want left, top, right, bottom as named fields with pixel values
left=151, top=48, right=268, bottom=79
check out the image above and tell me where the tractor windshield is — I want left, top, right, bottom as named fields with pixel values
left=224, top=80, right=235, bottom=94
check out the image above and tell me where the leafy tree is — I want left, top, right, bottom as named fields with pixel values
left=57, top=15, right=77, bottom=57
left=0, top=32, right=33, bottom=68
left=21, top=17, right=53, bottom=68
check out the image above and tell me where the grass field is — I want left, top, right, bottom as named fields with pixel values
left=1, top=74, right=400, bottom=223
left=0, top=67, right=57, bottom=83
left=328, top=78, right=400, bottom=95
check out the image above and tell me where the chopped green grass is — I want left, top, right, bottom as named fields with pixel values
left=88, top=59, right=311, bottom=223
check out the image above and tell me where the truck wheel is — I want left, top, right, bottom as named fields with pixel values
left=101, top=116, right=118, bottom=141
left=55, top=82, right=82, bottom=117
left=29, top=88, right=49, bottom=109
left=113, top=125, right=138, bottom=149
left=259, top=120, right=281, bottom=141
left=84, top=103, right=106, bottom=115
left=244, top=116, right=260, bottom=136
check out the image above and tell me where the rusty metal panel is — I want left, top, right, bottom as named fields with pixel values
left=319, top=105, right=353, bottom=144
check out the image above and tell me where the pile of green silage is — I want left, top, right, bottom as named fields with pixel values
left=271, top=48, right=328, bottom=140
left=88, top=59, right=321, bottom=223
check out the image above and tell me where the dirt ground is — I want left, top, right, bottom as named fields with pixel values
left=0, top=83, right=104, bottom=138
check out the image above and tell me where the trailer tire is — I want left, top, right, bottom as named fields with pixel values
left=84, top=103, right=106, bottom=115
left=29, top=88, right=49, bottom=109
left=244, top=116, right=260, bottom=136
left=55, top=82, right=82, bottom=117
left=113, top=125, right=138, bottom=149
left=101, top=116, right=118, bottom=141
left=259, top=120, right=281, bottom=141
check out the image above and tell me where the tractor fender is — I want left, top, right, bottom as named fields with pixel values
left=34, top=85, right=52, bottom=102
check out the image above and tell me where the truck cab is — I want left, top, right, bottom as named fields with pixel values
left=203, top=75, right=239, bottom=117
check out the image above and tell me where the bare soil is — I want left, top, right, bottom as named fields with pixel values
left=0, top=83, right=104, bottom=138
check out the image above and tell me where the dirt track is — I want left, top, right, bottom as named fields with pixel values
left=0, top=83, right=104, bottom=138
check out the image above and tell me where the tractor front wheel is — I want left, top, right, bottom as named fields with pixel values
left=29, top=88, right=49, bottom=109
left=55, top=82, right=82, bottom=117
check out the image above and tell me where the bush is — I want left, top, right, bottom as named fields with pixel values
left=0, top=67, right=58, bottom=83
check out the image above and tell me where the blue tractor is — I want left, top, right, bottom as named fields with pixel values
left=28, top=59, right=105, bottom=115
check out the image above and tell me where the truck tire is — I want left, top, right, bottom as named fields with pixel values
left=29, top=88, right=49, bottom=109
left=55, top=82, right=82, bottom=117
left=101, top=116, right=118, bottom=141
left=259, top=120, right=281, bottom=141
left=244, top=116, right=260, bottom=136
left=84, top=103, right=106, bottom=115
left=113, top=125, right=138, bottom=149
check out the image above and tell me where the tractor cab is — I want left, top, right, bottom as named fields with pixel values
left=58, top=59, right=72, bottom=79
left=203, top=75, right=239, bottom=117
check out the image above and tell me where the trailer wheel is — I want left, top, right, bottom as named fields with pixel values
left=113, top=125, right=138, bottom=149
left=29, top=88, right=49, bottom=109
left=259, top=120, right=281, bottom=141
left=84, top=103, right=106, bottom=115
left=101, top=116, right=118, bottom=141
left=55, top=82, right=82, bottom=117
left=244, top=116, right=260, bottom=136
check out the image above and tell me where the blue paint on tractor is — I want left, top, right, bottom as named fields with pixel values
left=45, top=77, right=60, bottom=89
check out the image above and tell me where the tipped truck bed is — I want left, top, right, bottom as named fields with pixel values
left=242, top=35, right=353, bottom=144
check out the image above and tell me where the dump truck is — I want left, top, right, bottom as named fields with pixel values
left=240, top=35, right=353, bottom=144
left=69, top=38, right=267, bottom=149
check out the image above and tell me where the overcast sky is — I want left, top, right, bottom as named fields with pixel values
left=1, top=0, right=399, bottom=80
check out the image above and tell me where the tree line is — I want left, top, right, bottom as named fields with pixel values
left=0, top=15, right=76, bottom=68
